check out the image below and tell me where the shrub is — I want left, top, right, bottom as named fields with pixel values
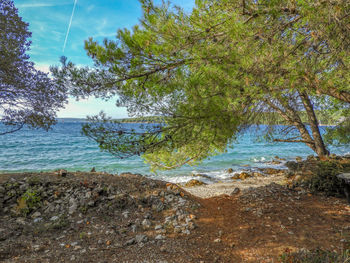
left=299, top=160, right=350, bottom=197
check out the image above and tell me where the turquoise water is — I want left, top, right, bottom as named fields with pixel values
left=0, top=121, right=349, bottom=183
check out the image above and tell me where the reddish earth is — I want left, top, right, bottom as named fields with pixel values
left=190, top=185, right=350, bottom=262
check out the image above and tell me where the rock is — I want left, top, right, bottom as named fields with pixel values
left=227, top=168, right=234, bottom=174
left=192, top=173, right=212, bottom=179
left=285, top=161, right=299, bottom=171
left=90, top=167, right=96, bottom=172
left=33, top=217, right=42, bottom=223
left=240, top=172, right=251, bottom=180
left=122, top=211, right=129, bottom=219
left=182, top=229, right=190, bottom=235
left=31, top=211, right=42, bottom=218
left=135, top=234, right=148, bottom=243
left=184, top=179, right=206, bottom=187
left=69, top=198, right=78, bottom=215
left=155, top=234, right=165, bottom=240
left=50, top=216, right=59, bottom=221
left=155, top=202, right=164, bottom=212
left=262, top=168, right=284, bottom=175
left=230, top=188, right=240, bottom=195
left=294, top=175, right=302, bottom=182
left=155, top=225, right=163, bottom=230
left=213, top=238, right=221, bottom=243
left=295, top=156, right=303, bottom=162
left=160, top=246, right=167, bottom=252
left=124, top=238, right=136, bottom=246
left=231, top=174, right=240, bottom=180
left=58, top=169, right=67, bottom=177
left=142, top=219, right=151, bottom=228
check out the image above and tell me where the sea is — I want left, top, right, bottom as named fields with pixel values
left=0, top=120, right=349, bottom=184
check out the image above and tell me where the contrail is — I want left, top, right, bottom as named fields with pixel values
left=63, top=0, right=78, bottom=53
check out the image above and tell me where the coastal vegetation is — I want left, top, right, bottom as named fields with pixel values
left=52, top=0, right=350, bottom=170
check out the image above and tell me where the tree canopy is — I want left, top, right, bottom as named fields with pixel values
left=0, top=0, right=67, bottom=135
left=52, top=0, right=350, bottom=170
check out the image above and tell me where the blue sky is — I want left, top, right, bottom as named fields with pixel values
left=14, top=0, right=194, bottom=118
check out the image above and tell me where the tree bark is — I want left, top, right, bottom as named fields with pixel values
left=299, top=91, right=329, bottom=157
left=316, top=87, right=350, bottom=104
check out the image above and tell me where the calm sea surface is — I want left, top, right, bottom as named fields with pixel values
left=0, top=121, right=349, bottom=183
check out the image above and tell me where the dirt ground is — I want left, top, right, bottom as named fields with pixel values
left=190, top=186, right=350, bottom=262
left=0, top=172, right=349, bottom=262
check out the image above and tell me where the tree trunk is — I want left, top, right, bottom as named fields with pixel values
left=265, top=98, right=317, bottom=153
left=299, top=91, right=329, bottom=157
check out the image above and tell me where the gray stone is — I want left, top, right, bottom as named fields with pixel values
left=154, top=224, right=162, bottom=230
left=122, top=211, right=129, bottom=219
left=156, top=202, right=164, bottom=212
left=135, top=234, right=148, bottom=243
left=182, top=229, right=190, bottom=235
left=50, top=216, right=59, bottom=221
left=155, top=234, right=165, bottom=240
left=230, top=188, right=240, bottom=195
left=69, top=198, right=78, bottom=214
left=142, top=219, right=151, bottom=228
left=33, top=217, right=42, bottom=223
left=337, top=173, right=350, bottom=184
left=125, top=238, right=136, bottom=246
left=31, top=211, right=42, bottom=218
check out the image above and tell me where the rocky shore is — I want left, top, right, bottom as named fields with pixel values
left=0, top=171, right=200, bottom=262
left=0, top=157, right=349, bottom=262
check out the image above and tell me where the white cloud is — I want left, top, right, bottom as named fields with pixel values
left=17, top=1, right=72, bottom=8
left=34, top=63, right=51, bottom=73
left=57, top=97, right=128, bottom=119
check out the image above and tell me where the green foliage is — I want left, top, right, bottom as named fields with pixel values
left=22, top=188, right=41, bottom=209
left=52, top=0, right=350, bottom=168
left=302, top=160, right=350, bottom=197
left=280, top=248, right=350, bottom=263
left=324, top=118, right=350, bottom=145
left=16, top=188, right=41, bottom=216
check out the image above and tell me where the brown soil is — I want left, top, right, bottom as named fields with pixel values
left=0, top=172, right=349, bottom=262
left=191, top=187, right=350, bottom=262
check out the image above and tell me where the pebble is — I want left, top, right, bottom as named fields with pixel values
left=213, top=238, right=221, bottom=243
left=155, top=224, right=163, bottom=230
left=69, top=199, right=78, bottom=215
left=50, top=216, right=59, bottom=221
left=122, top=211, right=129, bottom=219
left=142, top=219, right=151, bottom=228
left=231, top=188, right=240, bottom=195
left=33, top=217, right=42, bottom=223
left=31, top=211, right=42, bottom=218
left=155, top=234, right=165, bottom=240
left=135, top=234, right=148, bottom=243
left=125, top=238, right=136, bottom=246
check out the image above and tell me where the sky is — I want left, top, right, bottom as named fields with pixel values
left=14, top=0, right=194, bottom=118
